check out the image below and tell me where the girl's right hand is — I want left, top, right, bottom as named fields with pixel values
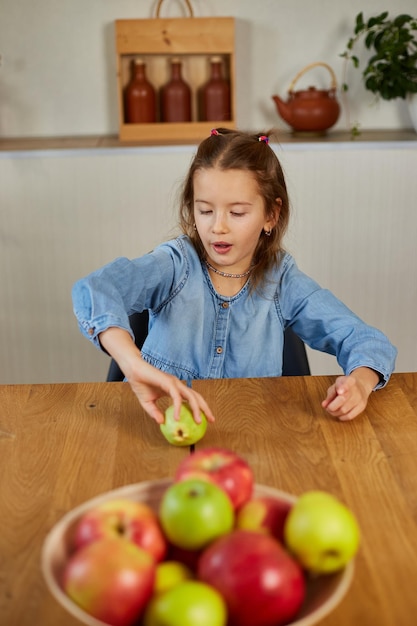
left=99, top=327, right=215, bottom=425
left=127, top=358, right=215, bottom=425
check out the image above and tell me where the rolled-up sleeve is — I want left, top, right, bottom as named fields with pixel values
left=71, top=247, right=180, bottom=350
left=278, top=256, right=397, bottom=388
left=71, top=258, right=140, bottom=348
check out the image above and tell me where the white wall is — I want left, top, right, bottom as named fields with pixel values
left=1, top=0, right=416, bottom=137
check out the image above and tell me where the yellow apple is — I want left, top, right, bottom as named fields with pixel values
left=284, top=490, right=360, bottom=573
left=154, top=560, right=193, bottom=595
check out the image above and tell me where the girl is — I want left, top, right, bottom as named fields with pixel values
left=72, top=128, right=397, bottom=424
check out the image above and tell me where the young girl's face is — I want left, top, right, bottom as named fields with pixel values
left=193, top=167, right=277, bottom=274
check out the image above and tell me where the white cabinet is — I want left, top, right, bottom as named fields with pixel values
left=0, top=136, right=416, bottom=383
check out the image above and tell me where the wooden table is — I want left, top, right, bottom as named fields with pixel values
left=1, top=373, right=417, bottom=626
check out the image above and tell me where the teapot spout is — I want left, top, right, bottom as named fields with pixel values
left=272, top=95, right=292, bottom=125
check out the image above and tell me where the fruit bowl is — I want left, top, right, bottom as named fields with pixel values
left=42, top=479, right=354, bottom=626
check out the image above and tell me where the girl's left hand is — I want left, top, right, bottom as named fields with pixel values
left=321, top=367, right=380, bottom=421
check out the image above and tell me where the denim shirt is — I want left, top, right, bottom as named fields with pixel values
left=72, top=235, right=397, bottom=387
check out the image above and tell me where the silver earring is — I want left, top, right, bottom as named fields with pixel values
left=193, top=223, right=197, bottom=231
left=264, top=229, right=272, bottom=236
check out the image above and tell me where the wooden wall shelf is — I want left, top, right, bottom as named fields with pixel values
left=115, top=17, right=236, bottom=143
left=1, top=130, right=417, bottom=155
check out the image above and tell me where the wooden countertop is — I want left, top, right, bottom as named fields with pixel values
left=1, top=373, right=417, bottom=625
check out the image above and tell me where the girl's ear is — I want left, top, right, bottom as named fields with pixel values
left=265, top=197, right=282, bottom=231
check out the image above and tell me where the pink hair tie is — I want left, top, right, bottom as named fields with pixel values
left=258, top=135, right=269, bottom=144
left=210, top=129, right=220, bottom=136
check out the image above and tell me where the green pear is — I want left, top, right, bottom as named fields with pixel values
left=284, top=490, right=360, bottom=574
left=160, top=403, right=207, bottom=447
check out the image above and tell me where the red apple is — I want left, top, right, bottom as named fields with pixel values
left=174, top=447, right=254, bottom=510
left=236, top=496, right=293, bottom=544
left=63, top=537, right=155, bottom=626
left=73, top=498, right=167, bottom=562
left=198, top=529, right=306, bottom=626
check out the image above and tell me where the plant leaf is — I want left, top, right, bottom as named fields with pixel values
left=365, top=31, right=376, bottom=49
left=355, top=12, right=365, bottom=34
left=368, top=12, right=388, bottom=29
left=393, top=14, right=413, bottom=28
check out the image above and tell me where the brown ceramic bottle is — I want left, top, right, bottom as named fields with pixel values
left=200, top=56, right=231, bottom=121
left=125, top=59, right=156, bottom=124
left=160, top=58, right=192, bottom=123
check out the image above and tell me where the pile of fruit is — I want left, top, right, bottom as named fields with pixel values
left=61, top=447, right=360, bottom=626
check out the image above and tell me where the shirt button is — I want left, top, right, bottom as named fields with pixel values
left=88, top=328, right=95, bottom=336
left=222, top=302, right=229, bottom=309
left=216, top=346, right=223, bottom=354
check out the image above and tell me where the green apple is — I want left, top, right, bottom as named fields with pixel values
left=143, top=580, right=227, bottom=626
left=154, top=560, right=193, bottom=595
left=160, top=403, right=207, bottom=446
left=159, top=479, right=234, bottom=550
left=284, top=490, right=360, bottom=574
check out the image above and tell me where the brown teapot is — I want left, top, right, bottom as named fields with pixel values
left=272, top=62, right=340, bottom=133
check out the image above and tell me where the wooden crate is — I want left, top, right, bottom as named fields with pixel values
left=115, top=17, right=236, bottom=143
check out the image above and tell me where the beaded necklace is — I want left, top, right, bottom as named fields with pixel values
left=205, top=260, right=252, bottom=279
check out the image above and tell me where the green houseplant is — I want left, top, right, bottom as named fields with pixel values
left=340, top=11, right=417, bottom=134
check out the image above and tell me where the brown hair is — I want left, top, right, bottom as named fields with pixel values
left=179, top=128, right=290, bottom=292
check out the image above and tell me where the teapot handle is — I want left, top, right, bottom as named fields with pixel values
left=288, top=62, right=337, bottom=94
